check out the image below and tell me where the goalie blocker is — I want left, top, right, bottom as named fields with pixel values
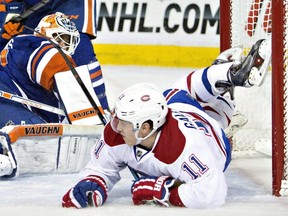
left=0, top=123, right=103, bottom=178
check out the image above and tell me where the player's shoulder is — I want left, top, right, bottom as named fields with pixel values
left=13, top=34, right=44, bottom=41
left=103, top=123, right=125, bottom=147
left=10, top=35, right=48, bottom=49
left=152, top=109, right=186, bottom=164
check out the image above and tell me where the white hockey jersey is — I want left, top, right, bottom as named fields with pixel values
left=79, top=64, right=234, bottom=208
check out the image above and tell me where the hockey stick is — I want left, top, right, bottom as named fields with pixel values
left=0, top=90, right=65, bottom=116
left=2, top=123, right=103, bottom=143
left=12, top=0, right=51, bottom=22
left=24, top=24, right=107, bottom=126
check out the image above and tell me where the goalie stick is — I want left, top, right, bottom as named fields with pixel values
left=0, top=90, right=65, bottom=116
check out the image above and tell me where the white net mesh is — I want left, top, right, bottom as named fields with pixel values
left=226, top=0, right=288, bottom=195
left=228, top=0, right=272, bottom=158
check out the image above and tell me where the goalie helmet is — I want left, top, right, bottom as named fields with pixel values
left=35, top=12, right=80, bottom=55
left=111, top=83, right=168, bottom=144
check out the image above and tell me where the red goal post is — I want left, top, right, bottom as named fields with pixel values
left=219, top=0, right=287, bottom=196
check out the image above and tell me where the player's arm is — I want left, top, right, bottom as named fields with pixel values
left=27, top=42, right=106, bottom=125
left=130, top=170, right=227, bottom=208
left=62, top=175, right=108, bottom=208
left=131, top=126, right=229, bottom=208
left=62, top=125, right=125, bottom=208
left=27, top=42, right=75, bottom=91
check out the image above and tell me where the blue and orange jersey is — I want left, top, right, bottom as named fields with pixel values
left=0, top=34, right=75, bottom=108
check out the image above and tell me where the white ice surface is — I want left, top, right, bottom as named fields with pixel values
left=0, top=65, right=287, bottom=215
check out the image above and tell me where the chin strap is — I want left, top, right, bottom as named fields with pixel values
left=134, top=127, right=158, bottom=145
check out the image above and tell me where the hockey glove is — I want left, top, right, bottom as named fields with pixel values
left=62, top=175, right=108, bottom=208
left=131, top=176, right=176, bottom=207
left=2, top=20, right=24, bottom=40
left=0, top=131, right=17, bottom=178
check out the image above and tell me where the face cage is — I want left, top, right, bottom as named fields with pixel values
left=52, top=31, right=80, bottom=55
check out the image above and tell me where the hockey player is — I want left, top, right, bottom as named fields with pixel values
left=0, top=12, right=108, bottom=178
left=0, top=12, right=106, bottom=128
left=0, top=0, right=110, bottom=111
left=60, top=39, right=271, bottom=208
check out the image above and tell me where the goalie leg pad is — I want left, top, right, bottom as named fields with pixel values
left=2, top=135, right=99, bottom=177
left=58, top=136, right=99, bottom=173
left=54, top=65, right=106, bottom=125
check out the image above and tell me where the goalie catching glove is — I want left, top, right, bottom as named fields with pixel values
left=0, top=131, right=17, bottom=178
left=62, top=175, right=108, bottom=208
left=2, top=20, right=24, bottom=40
left=131, top=176, right=184, bottom=207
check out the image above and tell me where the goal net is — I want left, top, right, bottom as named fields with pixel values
left=219, top=0, right=288, bottom=196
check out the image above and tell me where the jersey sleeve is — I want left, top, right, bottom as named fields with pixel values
left=79, top=125, right=126, bottom=190
left=27, top=41, right=76, bottom=91
left=81, top=0, right=97, bottom=37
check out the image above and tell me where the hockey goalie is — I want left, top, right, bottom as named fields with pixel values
left=0, top=13, right=109, bottom=178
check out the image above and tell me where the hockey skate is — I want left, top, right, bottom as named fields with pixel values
left=213, top=45, right=243, bottom=66
left=228, top=38, right=271, bottom=87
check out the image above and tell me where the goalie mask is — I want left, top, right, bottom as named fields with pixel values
left=35, top=12, right=80, bottom=55
left=111, top=83, right=168, bottom=145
